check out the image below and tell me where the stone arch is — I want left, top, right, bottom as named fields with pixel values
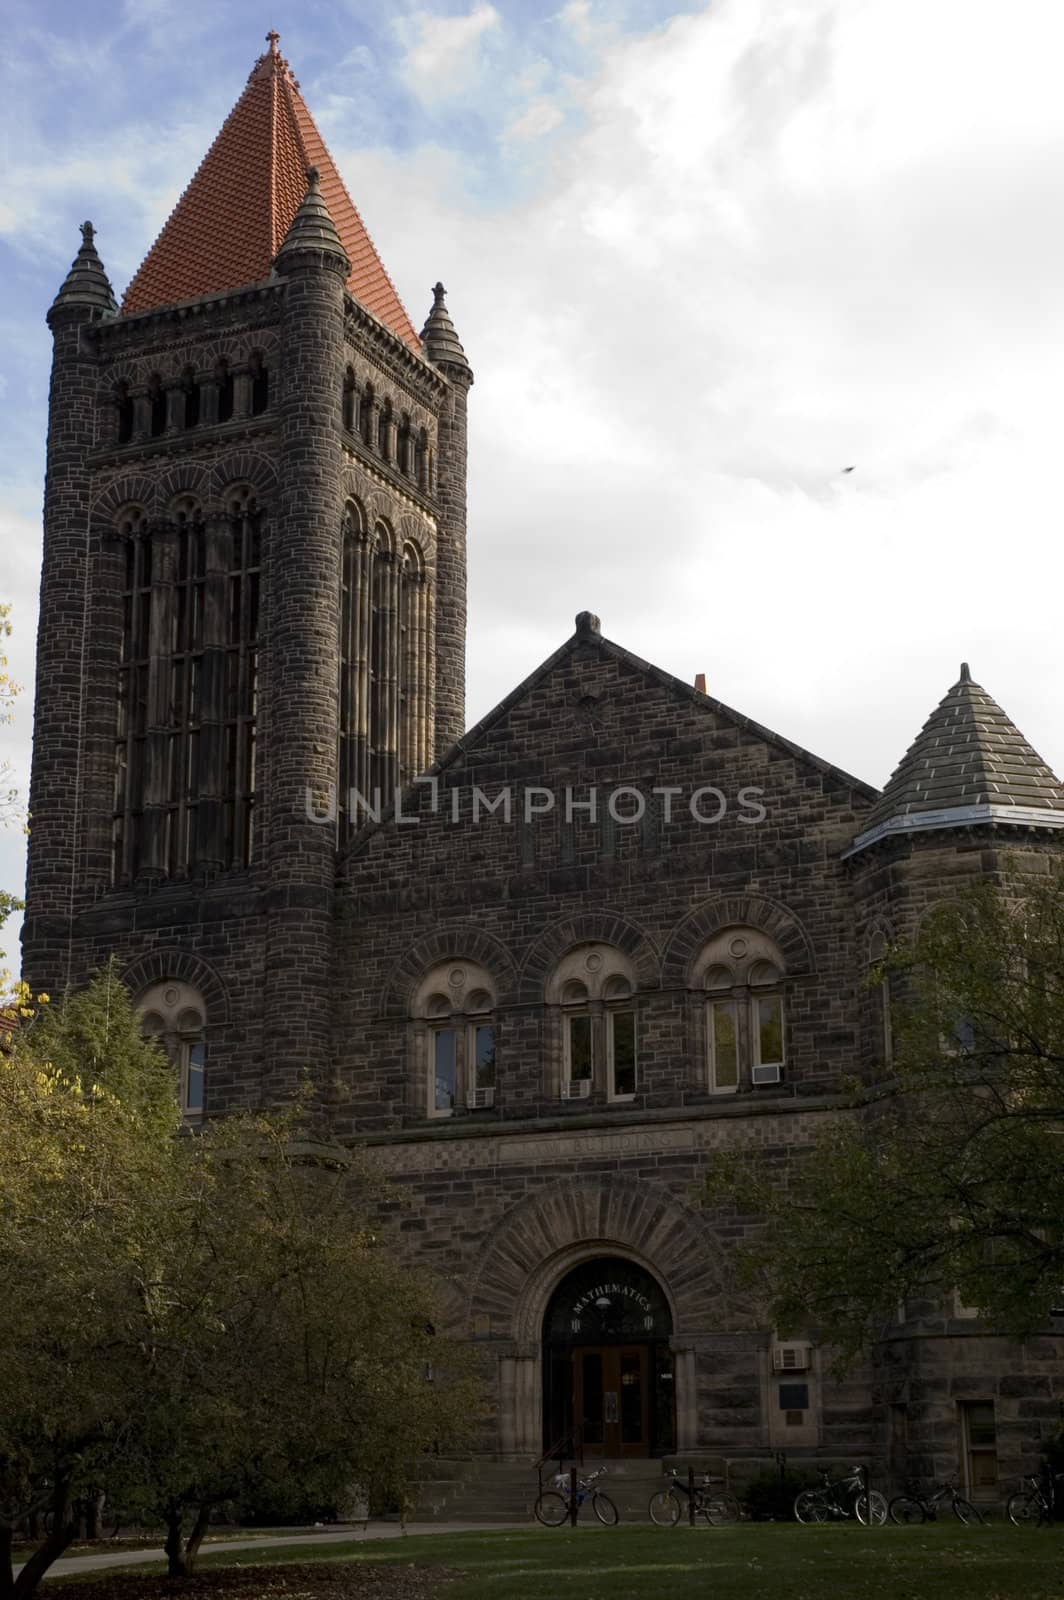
left=469, top=1175, right=727, bottom=1342
left=157, top=462, right=211, bottom=509
left=214, top=452, right=278, bottom=503
left=93, top=474, right=158, bottom=522
left=121, top=948, right=230, bottom=1027
left=518, top=914, right=660, bottom=1003
left=662, top=893, right=817, bottom=989
left=378, top=923, right=519, bottom=1018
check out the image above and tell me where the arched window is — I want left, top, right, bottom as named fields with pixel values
left=360, top=382, right=374, bottom=447
left=342, top=366, right=357, bottom=433
left=397, top=414, right=412, bottom=476
left=548, top=944, right=638, bottom=1102
left=216, top=359, right=234, bottom=424
left=115, top=381, right=134, bottom=445
left=412, top=961, right=497, bottom=1116
left=868, top=929, right=893, bottom=1067
left=138, top=980, right=206, bottom=1117
left=378, top=399, right=393, bottom=461
left=112, top=490, right=261, bottom=883
left=148, top=374, right=166, bottom=438
left=182, top=366, right=200, bottom=429
left=698, top=929, right=787, bottom=1093
left=249, top=352, right=269, bottom=416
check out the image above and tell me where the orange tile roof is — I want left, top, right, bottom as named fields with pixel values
left=121, top=33, right=421, bottom=351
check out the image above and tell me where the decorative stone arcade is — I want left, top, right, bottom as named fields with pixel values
left=542, top=1257, right=675, bottom=1459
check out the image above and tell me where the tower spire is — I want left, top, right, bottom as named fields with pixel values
left=48, top=221, right=117, bottom=323
left=420, top=282, right=472, bottom=377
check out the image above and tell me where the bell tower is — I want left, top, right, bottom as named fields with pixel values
left=23, top=34, right=472, bottom=1107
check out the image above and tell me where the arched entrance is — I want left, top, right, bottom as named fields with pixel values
left=542, top=1256, right=675, bottom=1458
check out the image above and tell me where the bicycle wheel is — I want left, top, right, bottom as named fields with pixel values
left=648, top=1490, right=683, bottom=1527
left=951, top=1497, right=984, bottom=1526
left=889, top=1495, right=926, bottom=1526
left=592, top=1492, right=619, bottom=1526
left=1007, top=1490, right=1042, bottom=1527
left=855, top=1489, right=888, bottom=1526
left=705, top=1491, right=741, bottom=1524
left=794, top=1490, right=828, bottom=1524
left=534, top=1490, right=570, bottom=1527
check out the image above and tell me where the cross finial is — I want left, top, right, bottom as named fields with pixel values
left=432, top=281, right=446, bottom=305
left=80, top=221, right=95, bottom=248
left=306, top=166, right=320, bottom=189
left=266, top=29, right=280, bottom=51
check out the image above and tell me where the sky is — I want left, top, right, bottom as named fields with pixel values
left=2, top=0, right=1064, bottom=963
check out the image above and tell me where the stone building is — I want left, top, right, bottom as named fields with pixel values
left=24, top=34, right=1064, bottom=1508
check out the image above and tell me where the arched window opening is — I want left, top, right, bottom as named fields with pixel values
left=698, top=929, right=788, bottom=1093
left=378, top=399, right=393, bottom=461
left=112, top=491, right=261, bottom=883
left=249, top=352, right=269, bottom=416
left=148, top=374, right=166, bottom=438
left=216, top=360, right=234, bottom=424
left=182, top=367, right=200, bottom=429
left=413, top=960, right=498, bottom=1116
left=116, top=382, right=134, bottom=445
left=397, top=414, right=412, bottom=476
left=548, top=944, right=638, bottom=1102
left=342, top=366, right=356, bottom=433
left=360, top=382, right=374, bottom=448
left=112, top=507, right=149, bottom=883
left=416, top=427, right=429, bottom=491
left=138, top=980, right=206, bottom=1117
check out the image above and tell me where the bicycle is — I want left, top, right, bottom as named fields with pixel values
left=534, top=1466, right=619, bottom=1527
left=1007, top=1470, right=1064, bottom=1527
left=794, top=1467, right=887, bottom=1526
left=648, top=1468, right=741, bottom=1527
left=889, top=1479, right=984, bottom=1525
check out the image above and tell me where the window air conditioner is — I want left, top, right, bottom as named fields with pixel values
left=752, top=1063, right=782, bottom=1086
left=466, top=1086, right=495, bottom=1109
left=772, top=1344, right=812, bottom=1372
left=562, top=1079, right=592, bottom=1100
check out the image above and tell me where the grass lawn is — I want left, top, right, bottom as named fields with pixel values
left=52, top=1523, right=1064, bottom=1600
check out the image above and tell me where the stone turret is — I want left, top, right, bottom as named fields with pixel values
left=24, top=224, right=117, bottom=997
left=421, top=283, right=473, bottom=755
left=263, top=168, right=351, bottom=1097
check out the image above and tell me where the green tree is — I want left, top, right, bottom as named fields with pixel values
left=0, top=968, right=179, bottom=1600
left=0, top=973, right=483, bottom=1595
left=706, top=865, right=1064, bottom=1367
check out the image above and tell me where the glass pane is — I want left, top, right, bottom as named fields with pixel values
left=712, top=1002, right=738, bottom=1089
left=474, top=1024, right=496, bottom=1089
left=434, top=1029, right=456, bottom=1112
left=620, top=1351, right=643, bottom=1444
left=779, top=1383, right=809, bottom=1410
left=184, top=1040, right=205, bottom=1114
left=966, top=1404, right=996, bottom=1447
left=568, top=1014, right=592, bottom=1081
left=611, top=1011, right=636, bottom=1095
left=758, top=996, right=784, bottom=1066
left=580, top=1353, right=604, bottom=1445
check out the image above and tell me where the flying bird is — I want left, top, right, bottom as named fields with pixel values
left=841, top=465, right=855, bottom=473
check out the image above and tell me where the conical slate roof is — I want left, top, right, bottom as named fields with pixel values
left=120, top=33, right=420, bottom=350
left=848, top=664, right=1064, bottom=855
left=49, top=221, right=117, bottom=321
left=420, top=282, right=471, bottom=376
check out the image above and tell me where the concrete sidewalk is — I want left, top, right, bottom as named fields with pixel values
left=20, top=1522, right=531, bottom=1581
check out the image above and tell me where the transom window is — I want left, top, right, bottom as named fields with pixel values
left=699, top=929, right=787, bottom=1094
left=413, top=961, right=497, bottom=1117
left=138, top=980, right=206, bottom=1118
left=549, top=944, right=638, bottom=1102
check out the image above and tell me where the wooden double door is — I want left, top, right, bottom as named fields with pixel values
left=573, top=1344, right=650, bottom=1458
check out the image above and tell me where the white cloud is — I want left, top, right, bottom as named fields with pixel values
left=503, top=95, right=565, bottom=143
left=398, top=4, right=501, bottom=105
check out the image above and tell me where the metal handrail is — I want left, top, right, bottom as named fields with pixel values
left=535, top=1429, right=583, bottom=1493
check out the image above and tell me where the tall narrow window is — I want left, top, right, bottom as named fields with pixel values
left=249, top=353, right=269, bottom=416
left=138, top=981, right=207, bottom=1119
left=116, top=382, right=134, bottom=444
left=699, top=929, right=788, bottom=1093
left=549, top=944, right=639, bottom=1101
left=961, top=1403, right=997, bottom=1499
left=113, top=508, right=150, bottom=882
left=414, top=962, right=499, bottom=1116
left=148, top=374, right=166, bottom=438
left=182, top=367, right=200, bottom=429
left=216, top=360, right=234, bottom=423
left=342, top=366, right=356, bottom=432
left=224, top=489, right=260, bottom=868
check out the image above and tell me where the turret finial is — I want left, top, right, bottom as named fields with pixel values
left=274, top=165, right=349, bottom=273
left=959, top=662, right=972, bottom=685
left=48, top=218, right=117, bottom=325
left=266, top=29, right=281, bottom=51
left=420, top=281, right=472, bottom=379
